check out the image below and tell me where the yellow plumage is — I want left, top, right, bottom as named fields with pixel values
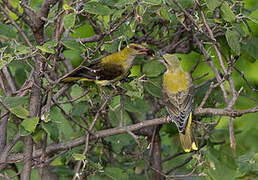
left=62, top=43, right=154, bottom=86
left=179, top=112, right=198, bottom=152
left=162, top=54, right=198, bottom=152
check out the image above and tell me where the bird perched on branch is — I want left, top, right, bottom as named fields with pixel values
left=62, top=43, right=154, bottom=86
left=161, top=54, right=198, bottom=152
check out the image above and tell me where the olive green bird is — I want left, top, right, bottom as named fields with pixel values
left=62, top=43, right=154, bottom=86
left=161, top=54, right=198, bottom=152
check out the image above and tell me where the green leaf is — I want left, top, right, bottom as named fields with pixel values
left=119, top=80, right=144, bottom=98
left=160, top=6, right=178, bottom=24
left=102, top=42, right=119, bottom=54
left=84, top=1, right=114, bottom=16
left=166, top=0, right=193, bottom=9
left=99, top=0, right=136, bottom=7
left=73, top=153, right=86, bottom=160
left=37, top=41, right=58, bottom=54
left=63, top=49, right=83, bottom=68
left=0, top=96, right=29, bottom=109
left=206, top=0, right=221, bottom=11
left=124, top=96, right=150, bottom=113
left=10, top=106, right=29, bottom=119
left=71, top=102, right=90, bottom=116
left=142, top=60, right=166, bottom=77
left=225, top=29, right=240, bottom=55
left=129, top=65, right=141, bottom=77
left=178, top=0, right=194, bottom=8
left=37, top=46, right=55, bottom=54
left=54, top=165, right=74, bottom=177
left=42, top=121, right=59, bottom=142
left=87, top=159, right=103, bottom=171
left=144, top=77, right=163, bottom=98
left=160, top=6, right=170, bottom=21
left=109, top=95, right=120, bottom=109
left=14, top=44, right=31, bottom=55
left=241, top=49, right=256, bottom=63
left=103, top=134, right=130, bottom=152
left=232, top=24, right=246, bottom=37
left=204, top=149, right=239, bottom=180
left=19, top=125, right=31, bottom=136
left=20, top=117, right=40, bottom=133
left=144, top=82, right=162, bottom=98
left=237, top=153, right=258, bottom=175
left=136, top=5, right=144, bottom=17
left=242, top=37, right=258, bottom=60
left=104, top=167, right=129, bottom=180
left=32, top=128, right=43, bottom=143
left=220, top=2, right=235, bottom=22
left=0, top=47, right=14, bottom=67
left=108, top=109, right=131, bottom=127
left=50, top=156, right=63, bottom=166
left=0, top=24, right=17, bottom=39
left=144, top=0, right=162, bottom=5
left=62, top=39, right=85, bottom=52
left=63, top=4, right=74, bottom=11
left=64, top=13, right=76, bottom=30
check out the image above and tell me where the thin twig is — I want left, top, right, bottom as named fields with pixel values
left=229, top=117, right=236, bottom=157
left=198, top=82, right=214, bottom=108
left=72, top=89, right=116, bottom=179
left=0, top=4, right=33, bottom=48
left=119, top=94, right=124, bottom=127
left=233, top=66, right=258, bottom=92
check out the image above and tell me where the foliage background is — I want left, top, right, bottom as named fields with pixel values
left=0, top=0, right=257, bottom=179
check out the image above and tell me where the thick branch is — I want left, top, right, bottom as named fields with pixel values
left=5, top=118, right=167, bottom=163
left=194, top=106, right=258, bottom=117
left=39, top=0, right=59, bottom=18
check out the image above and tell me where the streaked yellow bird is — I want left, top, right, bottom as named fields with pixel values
left=161, top=54, right=198, bottom=152
left=62, top=43, right=154, bottom=86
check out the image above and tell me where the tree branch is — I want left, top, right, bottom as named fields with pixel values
left=5, top=118, right=167, bottom=164
left=194, top=106, right=258, bottom=117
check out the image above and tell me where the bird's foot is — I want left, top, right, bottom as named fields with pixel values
left=120, top=77, right=134, bottom=83
left=166, top=116, right=172, bottom=123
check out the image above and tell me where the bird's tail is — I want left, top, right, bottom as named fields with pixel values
left=179, top=112, right=198, bottom=152
left=62, top=77, right=93, bottom=82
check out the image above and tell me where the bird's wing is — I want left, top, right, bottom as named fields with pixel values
left=66, top=61, right=124, bottom=81
left=163, top=81, right=194, bottom=134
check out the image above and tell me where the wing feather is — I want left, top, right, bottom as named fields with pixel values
left=162, top=74, right=194, bottom=134
left=63, top=61, right=124, bottom=81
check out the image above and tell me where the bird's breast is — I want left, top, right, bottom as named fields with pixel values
left=163, top=71, right=189, bottom=93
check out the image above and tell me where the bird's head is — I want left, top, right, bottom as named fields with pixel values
left=161, top=54, right=181, bottom=69
left=126, top=43, right=154, bottom=56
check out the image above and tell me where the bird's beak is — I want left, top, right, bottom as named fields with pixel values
left=159, top=59, right=165, bottom=64
left=138, top=48, right=154, bottom=56
left=160, top=51, right=168, bottom=65
left=159, top=58, right=168, bottom=67
left=159, top=59, right=167, bottom=64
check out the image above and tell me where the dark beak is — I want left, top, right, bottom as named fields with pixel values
left=139, top=48, right=154, bottom=56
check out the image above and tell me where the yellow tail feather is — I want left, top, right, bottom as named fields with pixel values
left=62, top=77, right=93, bottom=82
left=179, top=112, right=198, bottom=152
